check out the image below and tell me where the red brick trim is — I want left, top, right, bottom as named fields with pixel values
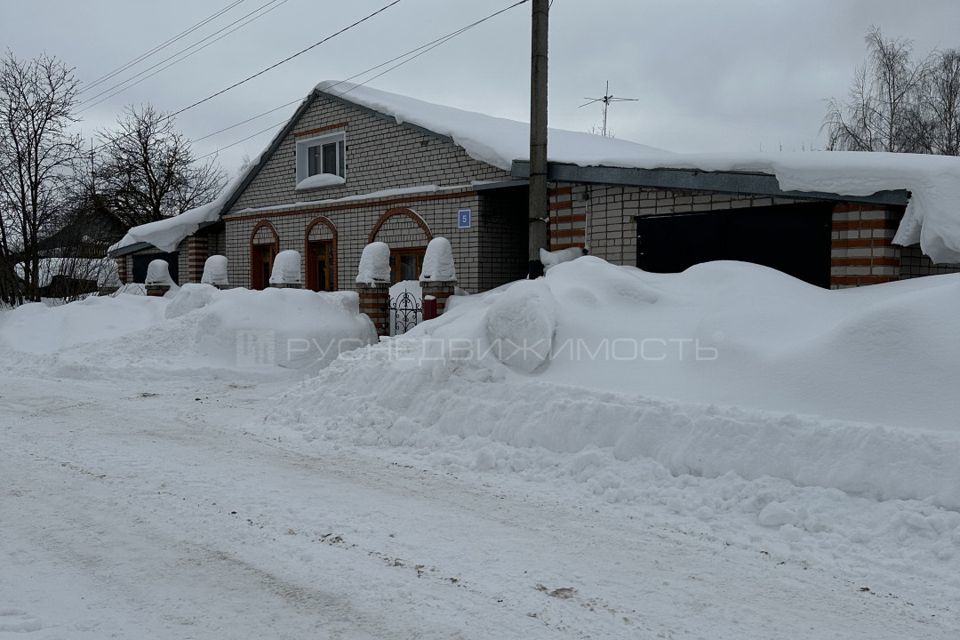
left=551, top=213, right=586, bottom=225
left=832, top=257, right=900, bottom=267
left=832, top=275, right=897, bottom=286
left=550, top=242, right=585, bottom=251
left=831, top=219, right=899, bottom=231
left=228, top=190, right=477, bottom=223
left=549, top=186, right=573, bottom=196
left=367, top=207, right=433, bottom=245
left=552, top=228, right=585, bottom=239
left=294, top=122, right=349, bottom=138
left=832, top=237, right=894, bottom=249
left=549, top=200, right=574, bottom=211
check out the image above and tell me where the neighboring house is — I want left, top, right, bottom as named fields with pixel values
left=108, top=81, right=960, bottom=291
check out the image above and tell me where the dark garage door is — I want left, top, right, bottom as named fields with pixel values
left=131, top=252, right=179, bottom=284
left=636, top=204, right=832, bottom=287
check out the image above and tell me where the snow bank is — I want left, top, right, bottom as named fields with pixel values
left=295, top=173, right=345, bottom=191
left=269, top=250, right=302, bottom=285
left=266, top=258, right=960, bottom=509
left=540, top=247, right=585, bottom=270
left=419, top=237, right=456, bottom=282
left=0, top=285, right=376, bottom=374
left=201, top=255, right=229, bottom=286
left=356, top=242, right=390, bottom=285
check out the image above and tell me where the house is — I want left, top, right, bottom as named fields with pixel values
left=109, top=81, right=960, bottom=294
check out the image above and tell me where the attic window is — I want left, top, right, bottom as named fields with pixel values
left=296, top=132, right=345, bottom=186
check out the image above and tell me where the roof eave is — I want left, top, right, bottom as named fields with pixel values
left=511, top=161, right=911, bottom=207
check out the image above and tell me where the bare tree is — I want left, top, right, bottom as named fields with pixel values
left=0, top=51, right=81, bottom=303
left=826, top=27, right=929, bottom=152
left=916, top=49, right=960, bottom=155
left=98, top=105, right=225, bottom=228
left=825, top=27, right=960, bottom=157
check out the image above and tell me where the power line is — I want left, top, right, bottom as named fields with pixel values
left=168, top=0, right=403, bottom=120
left=81, top=0, right=248, bottom=95
left=79, top=0, right=289, bottom=112
left=193, top=0, right=528, bottom=159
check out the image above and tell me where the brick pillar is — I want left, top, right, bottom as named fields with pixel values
left=146, top=284, right=170, bottom=297
left=270, top=283, right=302, bottom=289
left=358, top=283, right=390, bottom=337
left=115, top=256, right=128, bottom=284
left=420, top=280, right=456, bottom=316
left=830, top=204, right=902, bottom=289
left=186, top=235, right=209, bottom=284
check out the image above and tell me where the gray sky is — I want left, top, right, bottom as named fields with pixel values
left=3, top=0, right=960, bottom=175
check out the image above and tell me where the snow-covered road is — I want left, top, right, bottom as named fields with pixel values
left=2, top=372, right=955, bottom=639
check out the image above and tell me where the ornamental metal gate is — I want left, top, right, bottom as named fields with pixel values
left=389, top=289, right=423, bottom=336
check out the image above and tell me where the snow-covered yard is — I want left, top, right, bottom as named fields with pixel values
left=1, top=262, right=959, bottom=638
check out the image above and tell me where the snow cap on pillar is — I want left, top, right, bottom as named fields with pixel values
left=201, top=255, right=229, bottom=286
left=419, top=237, right=456, bottom=282
left=269, top=250, right=302, bottom=286
left=145, top=259, right=175, bottom=286
left=356, top=242, right=391, bottom=285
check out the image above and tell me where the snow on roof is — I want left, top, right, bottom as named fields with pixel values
left=316, top=81, right=668, bottom=172
left=114, top=81, right=960, bottom=263
left=109, top=153, right=263, bottom=254
left=581, top=150, right=960, bottom=264
left=318, top=81, right=960, bottom=264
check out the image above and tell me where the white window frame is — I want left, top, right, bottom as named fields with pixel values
left=295, top=132, right=346, bottom=183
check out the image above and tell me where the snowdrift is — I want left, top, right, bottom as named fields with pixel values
left=0, top=285, right=376, bottom=376
left=268, top=258, right=960, bottom=509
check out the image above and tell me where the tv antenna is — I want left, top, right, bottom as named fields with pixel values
left=579, top=81, right=638, bottom=137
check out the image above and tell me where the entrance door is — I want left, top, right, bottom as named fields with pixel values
left=306, top=240, right=335, bottom=291
left=635, top=204, right=832, bottom=287
left=250, top=243, right=277, bottom=290
left=390, top=248, right=425, bottom=284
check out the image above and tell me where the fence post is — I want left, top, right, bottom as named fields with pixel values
left=422, top=295, right=438, bottom=321
left=420, top=280, right=455, bottom=316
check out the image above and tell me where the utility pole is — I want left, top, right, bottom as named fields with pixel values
left=527, top=0, right=549, bottom=279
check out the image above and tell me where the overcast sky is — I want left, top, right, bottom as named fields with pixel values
left=3, top=0, right=960, bottom=176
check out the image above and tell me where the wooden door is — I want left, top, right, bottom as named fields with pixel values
left=251, top=243, right=276, bottom=290
left=306, top=240, right=336, bottom=291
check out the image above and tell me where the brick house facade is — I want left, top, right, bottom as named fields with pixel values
left=111, top=83, right=960, bottom=293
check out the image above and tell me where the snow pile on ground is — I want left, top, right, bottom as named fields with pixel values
left=264, top=258, right=960, bottom=511
left=269, top=250, right=302, bottom=285
left=540, top=247, right=585, bottom=270
left=0, top=285, right=376, bottom=375
left=356, top=242, right=390, bottom=285
left=419, top=237, right=456, bottom=282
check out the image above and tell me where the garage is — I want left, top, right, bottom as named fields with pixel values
left=635, top=203, right=833, bottom=287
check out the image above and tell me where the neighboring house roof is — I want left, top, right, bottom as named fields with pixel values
left=111, top=80, right=960, bottom=263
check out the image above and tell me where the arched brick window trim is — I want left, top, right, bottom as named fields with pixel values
left=249, top=220, right=279, bottom=290
left=250, top=219, right=280, bottom=247
left=304, top=216, right=338, bottom=291
left=367, top=207, right=433, bottom=245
